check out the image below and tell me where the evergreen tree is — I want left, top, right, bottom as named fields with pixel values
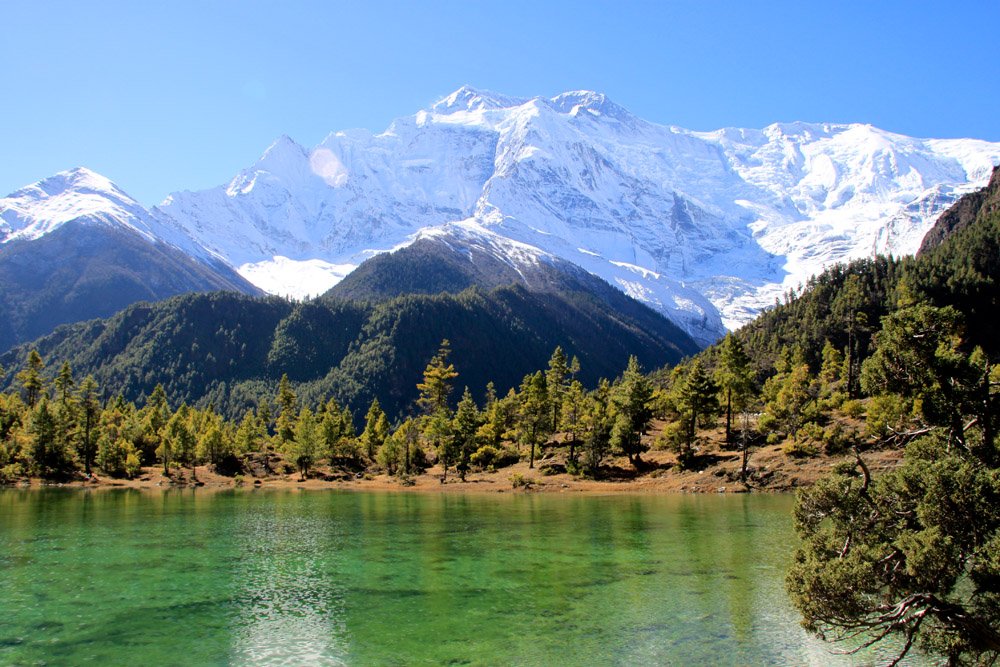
left=674, top=359, right=719, bottom=463
left=76, top=376, right=101, bottom=475
left=714, top=334, right=755, bottom=447
left=359, top=398, right=388, bottom=463
left=234, top=409, right=263, bottom=455
left=164, top=407, right=196, bottom=476
left=452, top=387, right=481, bottom=481
left=275, top=374, right=298, bottom=444
left=417, top=339, right=459, bottom=414
left=545, top=346, right=570, bottom=432
left=517, top=371, right=549, bottom=469
left=17, top=349, right=45, bottom=408
left=610, top=356, right=654, bottom=467
left=288, top=407, right=321, bottom=480
left=831, top=273, right=869, bottom=397
left=54, top=361, right=74, bottom=406
left=581, top=379, right=612, bottom=476
left=28, top=398, right=58, bottom=477
left=197, top=419, right=227, bottom=466
left=861, top=304, right=971, bottom=447
left=561, top=380, right=587, bottom=465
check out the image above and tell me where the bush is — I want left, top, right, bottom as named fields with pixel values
left=656, top=421, right=687, bottom=452
left=509, top=472, right=531, bottom=488
left=470, top=445, right=519, bottom=471
left=821, top=391, right=847, bottom=410
left=782, top=439, right=818, bottom=458
left=865, top=394, right=912, bottom=440
left=821, top=423, right=860, bottom=455
left=125, top=452, right=142, bottom=479
left=0, top=462, right=25, bottom=483
left=841, top=399, right=866, bottom=419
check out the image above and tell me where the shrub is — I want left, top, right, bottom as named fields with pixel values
left=841, top=399, right=866, bottom=419
left=510, top=473, right=531, bottom=488
left=782, top=439, right=818, bottom=458
left=821, top=423, right=860, bottom=455
left=470, top=445, right=519, bottom=470
left=125, top=452, right=142, bottom=479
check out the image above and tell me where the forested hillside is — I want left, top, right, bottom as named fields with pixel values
left=0, top=258, right=696, bottom=422
left=672, top=166, right=1000, bottom=666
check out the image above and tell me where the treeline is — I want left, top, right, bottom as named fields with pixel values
left=0, top=279, right=694, bottom=425
left=0, top=341, right=668, bottom=484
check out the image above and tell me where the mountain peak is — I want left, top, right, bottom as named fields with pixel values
left=431, top=86, right=528, bottom=113
left=11, top=166, right=123, bottom=201
left=0, top=167, right=154, bottom=244
left=547, top=90, right=631, bottom=120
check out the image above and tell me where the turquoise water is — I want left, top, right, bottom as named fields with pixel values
left=0, top=490, right=907, bottom=665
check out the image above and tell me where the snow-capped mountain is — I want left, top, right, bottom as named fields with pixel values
left=0, top=168, right=259, bottom=351
left=152, top=87, right=1000, bottom=345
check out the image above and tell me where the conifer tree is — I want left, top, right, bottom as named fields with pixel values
left=517, top=371, right=549, bottom=469
left=275, top=374, right=298, bottom=444
left=674, top=359, right=719, bottom=463
left=76, top=376, right=101, bottom=475
left=714, top=334, right=754, bottom=447
left=359, top=398, right=388, bottom=463
left=17, top=350, right=44, bottom=408
left=289, top=407, right=321, bottom=480
left=452, top=387, right=481, bottom=481
left=545, top=346, right=569, bottom=432
left=54, top=362, right=74, bottom=406
left=417, top=340, right=458, bottom=415
left=610, top=356, right=654, bottom=467
left=561, top=380, right=587, bottom=465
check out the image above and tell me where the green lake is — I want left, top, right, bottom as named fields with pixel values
left=0, top=489, right=913, bottom=665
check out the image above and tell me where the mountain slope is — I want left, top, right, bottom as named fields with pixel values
left=154, top=87, right=1000, bottom=344
left=0, top=168, right=261, bottom=352
left=0, top=232, right=697, bottom=420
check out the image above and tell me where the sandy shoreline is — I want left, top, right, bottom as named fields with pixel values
left=3, top=445, right=905, bottom=496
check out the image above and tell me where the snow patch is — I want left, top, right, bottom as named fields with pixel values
left=238, top=256, right=355, bottom=299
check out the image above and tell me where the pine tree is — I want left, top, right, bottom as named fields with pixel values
left=545, top=346, right=570, bottom=432
left=17, top=350, right=44, bottom=408
left=54, top=362, right=74, bottom=406
left=76, top=376, right=101, bottom=475
left=417, top=340, right=459, bottom=415
left=28, top=398, right=57, bottom=477
left=452, top=387, right=481, bottom=481
left=610, top=356, right=654, bottom=467
left=714, top=334, right=754, bottom=448
left=561, top=380, right=587, bottom=465
left=289, top=407, right=321, bottom=480
left=517, top=371, right=549, bottom=469
left=275, top=374, right=298, bottom=444
left=675, top=359, right=719, bottom=463
left=359, top=398, right=388, bottom=463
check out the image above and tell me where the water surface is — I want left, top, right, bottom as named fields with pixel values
left=0, top=490, right=907, bottom=665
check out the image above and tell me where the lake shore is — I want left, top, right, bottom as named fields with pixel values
left=6, top=443, right=904, bottom=495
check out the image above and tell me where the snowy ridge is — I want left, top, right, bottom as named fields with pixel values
left=0, top=167, right=162, bottom=243
left=153, top=87, right=1000, bottom=344
left=0, top=167, right=223, bottom=262
left=7, top=88, right=998, bottom=347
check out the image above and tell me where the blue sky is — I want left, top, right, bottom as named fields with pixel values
left=2, top=0, right=998, bottom=205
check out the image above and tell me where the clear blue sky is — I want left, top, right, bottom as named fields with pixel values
left=2, top=0, right=997, bottom=205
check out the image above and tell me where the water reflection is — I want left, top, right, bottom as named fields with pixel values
left=0, top=490, right=927, bottom=665
left=228, top=492, right=350, bottom=665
